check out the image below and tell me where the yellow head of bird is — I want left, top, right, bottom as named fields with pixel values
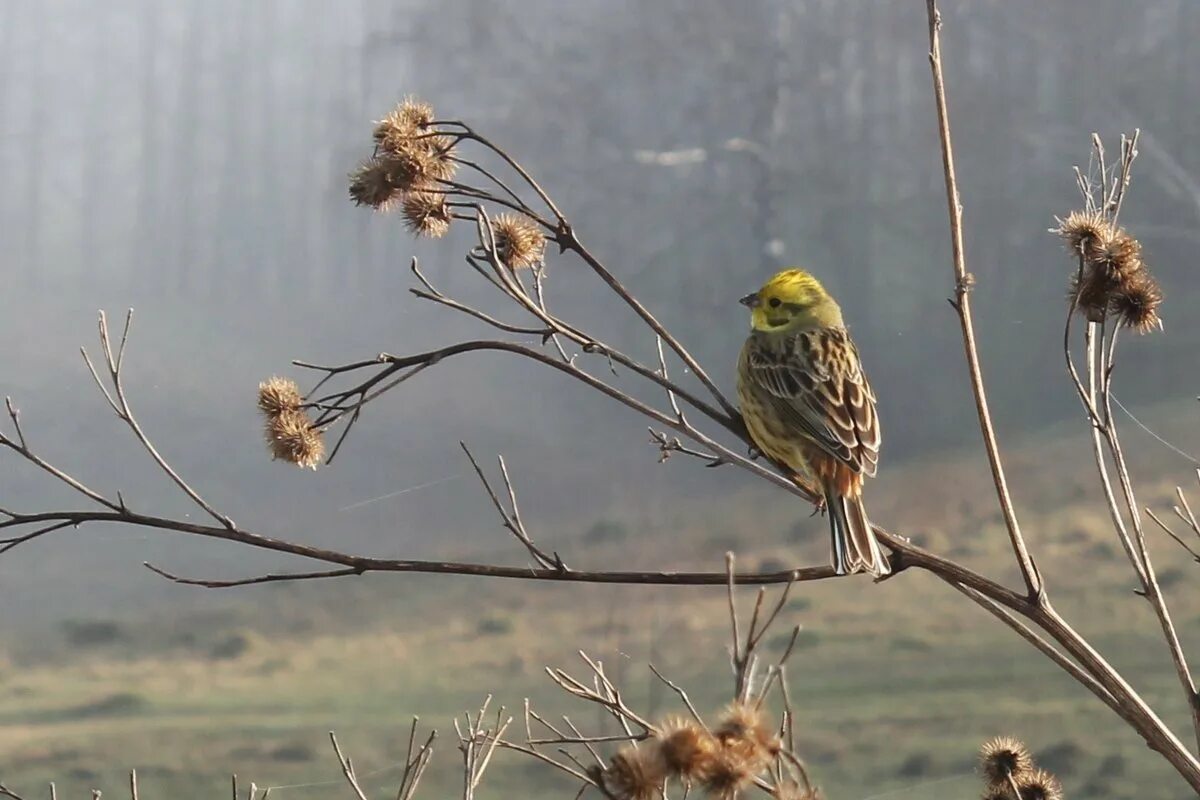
left=739, top=268, right=842, bottom=332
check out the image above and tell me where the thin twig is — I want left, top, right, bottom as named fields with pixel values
left=330, top=732, right=370, bottom=800
left=90, top=311, right=235, bottom=529
left=647, top=664, right=707, bottom=727
left=460, top=442, right=562, bottom=571
left=1148, top=509, right=1200, bottom=563
left=925, top=0, right=1039, bottom=599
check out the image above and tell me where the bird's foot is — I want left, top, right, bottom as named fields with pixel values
left=809, top=498, right=827, bottom=517
left=788, top=474, right=825, bottom=514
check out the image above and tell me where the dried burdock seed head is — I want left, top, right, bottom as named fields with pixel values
left=422, top=140, right=458, bottom=182
left=1056, top=209, right=1114, bottom=262
left=257, top=377, right=303, bottom=417
left=604, top=746, right=666, bottom=800
left=1111, top=270, right=1163, bottom=333
left=383, top=150, right=437, bottom=194
left=979, top=736, right=1034, bottom=788
left=266, top=409, right=324, bottom=470
left=655, top=717, right=717, bottom=780
left=401, top=134, right=456, bottom=181
left=714, top=702, right=779, bottom=774
left=1068, top=265, right=1117, bottom=323
left=402, top=191, right=452, bottom=238
left=1093, top=228, right=1143, bottom=277
left=372, top=96, right=457, bottom=182
left=715, top=703, right=765, bottom=743
left=491, top=212, right=546, bottom=269
left=349, top=158, right=399, bottom=209
left=1011, top=768, right=1064, bottom=800
left=374, top=96, right=435, bottom=146
left=1063, top=219, right=1153, bottom=324
left=699, top=745, right=756, bottom=800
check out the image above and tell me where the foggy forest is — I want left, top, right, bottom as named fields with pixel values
left=3, top=1, right=1200, bottom=799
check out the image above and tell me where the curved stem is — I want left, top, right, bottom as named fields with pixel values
left=925, top=0, right=1039, bottom=598
left=559, top=229, right=742, bottom=422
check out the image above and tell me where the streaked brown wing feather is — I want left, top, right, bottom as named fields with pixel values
left=744, top=329, right=879, bottom=476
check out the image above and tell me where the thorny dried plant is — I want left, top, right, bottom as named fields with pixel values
left=491, top=564, right=821, bottom=800
left=4, top=0, right=1200, bottom=795
left=976, top=737, right=1066, bottom=800
left=978, top=736, right=1035, bottom=789
left=257, top=376, right=324, bottom=469
left=1055, top=144, right=1163, bottom=334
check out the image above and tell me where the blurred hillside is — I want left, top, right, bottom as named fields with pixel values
left=4, top=398, right=1200, bottom=799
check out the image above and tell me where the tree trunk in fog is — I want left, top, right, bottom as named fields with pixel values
left=135, top=0, right=161, bottom=292
left=21, top=1, right=46, bottom=288
left=216, top=0, right=251, bottom=299
left=171, top=1, right=204, bottom=297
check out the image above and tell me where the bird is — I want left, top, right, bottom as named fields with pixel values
left=735, top=267, right=890, bottom=577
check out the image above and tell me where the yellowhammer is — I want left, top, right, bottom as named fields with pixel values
left=736, top=268, right=890, bottom=577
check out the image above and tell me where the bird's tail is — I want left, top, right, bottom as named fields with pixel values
left=826, top=484, right=890, bottom=577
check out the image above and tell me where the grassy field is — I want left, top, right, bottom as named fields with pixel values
left=4, top=403, right=1200, bottom=799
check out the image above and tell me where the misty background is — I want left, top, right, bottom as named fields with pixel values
left=2, top=0, right=1199, bottom=624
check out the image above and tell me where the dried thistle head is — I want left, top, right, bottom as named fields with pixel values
left=1056, top=209, right=1114, bottom=262
left=714, top=703, right=766, bottom=743
left=374, top=96, right=435, bottom=146
left=421, top=140, right=458, bottom=182
left=603, top=746, right=666, bottom=800
left=699, top=745, right=757, bottom=800
left=1092, top=228, right=1143, bottom=277
left=383, top=150, right=439, bottom=194
left=714, top=702, right=779, bottom=774
left=265, top=409, right=324, bottom=470
left=373, top=96, right=457, bottom=182
left=1111, top=270, right=1163, bottom=333
left=1010, top=768, right=1064, bottom=800
left=349, top=158, right=400, bottom=210
left=491, top=212, right=546, bottom=269
left=1059, top=209, right=1156, bottom=326
left=655, top=717, right=717, bottom=781
left=257, top=377, right=302, bottom=417
left=402, top=191, right=452, bottom=238
left=1068, top=264, right=1118, bottom=323
left=978, top=736, right=1034, bottom=788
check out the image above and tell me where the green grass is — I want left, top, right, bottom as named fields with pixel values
left=4, top=402, right=1200, bottom=799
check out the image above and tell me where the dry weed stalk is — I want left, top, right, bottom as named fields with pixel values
left=504, top=563, right=819, bottom=800
left=3, top=0, right=1200, bottom=795
left=1053, top=131, right=1200, bottom=765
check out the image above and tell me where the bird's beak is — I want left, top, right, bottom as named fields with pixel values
left=739, top=292, right=759, bottom=308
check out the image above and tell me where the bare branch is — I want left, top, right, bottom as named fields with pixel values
left=925, top=0, right=1040, bottom=599
left=85, top=311, right=235, bottom=529
left=650, top=664, right=708, bottom=729
left=143, top=562, right=364, bottom=588
left=329, top=732, right=370, bottom=800
left=0, top=784, right=29, bottom=800
left=1148, top=509, right=1200, bottom=563
left=460, top=443, right=563, bottom=571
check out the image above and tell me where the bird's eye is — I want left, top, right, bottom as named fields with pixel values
left=768, top=298, right=782, bottom=308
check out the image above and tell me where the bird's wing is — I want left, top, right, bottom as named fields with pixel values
left=743, top=329, right=880, bottom=476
